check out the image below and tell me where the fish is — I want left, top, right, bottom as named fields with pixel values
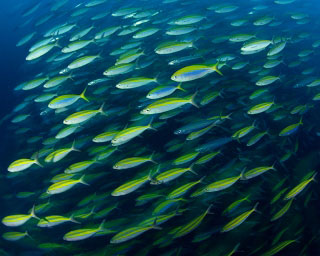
left=48, top=87, right=89, bottom=109
left=8, top=154, right=43, bottom=172
left=63, top=220, right=107, bottom=241
left=47, top=175, right=89, bottom=194
left=26, top=42, right=60, bottom=60
left=221, top=203, right=259, bottom=232
left=248, top=101, right=274, bottom=115
left=112, top=173, right=151, bottom=196
left=173, top=205, right=212, bottom=238
left=204, top=173, right=242, bottom=192
left=111, top=120, right=156, bottom=146
left=116, top=77, right=158, bottom=89
left=284, top=172, right=316, bottom=200
left=279, top=118, right=303, bottom=136
left=2, top=231, right=30, bottom=241
left=68, top=55, right=101, bottom=69
left=167, top=176, right=205, bottom=199
left=261, top=240, right=297, bottom=256
left=223, top=195, right=251, bottom=215
left=44, top=140, right=80, bottom=163
left=110, top=220, right=161, bottom=244
left=232, top=122, right=256, bottom=140
left=22, top=77, right=49, bottom=90
left=154, top=163, right=197, bottom=184
left=63, top=103, right=106, bottom=125
left=246, top=131, right=268, bottom=146
left=113, top=153, right=156, bottom=170
left=155, top=41, right=195, bottom=55
left=147, top=83, right=185, bottom=99
left=242, top=164, right=276, bottom=180
left=186, top=123, right=217, bottom=140
left=62, top=40, right=95, bottom=53
left=241, top=40, right=272, bottom=52
left=2, top=206, right=39, bottom=227
left=65, top=160, right=97, bottom=174
left=256, top=76, right=280, bottom=86
left=271, top=199, right=293, bottom=221
left=37, top=215, right=80, bottom=228
left=171, top=64, right=223, bottom=82
left=141, top=93, right=199, bottom=114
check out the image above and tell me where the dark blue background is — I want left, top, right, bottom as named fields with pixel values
left=0, top=1, right=25, bottom=170
left=0, top=1, right=26, bottom=111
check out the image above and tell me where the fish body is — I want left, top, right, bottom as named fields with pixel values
left=171, top=64, right=222, bottom=82
left=2, top=206, right=38, bottom=227
left=141, top=93, right=198, bottom=114
left=47, top=175, right=89, bottom=194
left=221, top=203, right=259, bottom=232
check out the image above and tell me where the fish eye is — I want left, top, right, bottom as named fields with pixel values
left=146, top=108, right=150, bottom=112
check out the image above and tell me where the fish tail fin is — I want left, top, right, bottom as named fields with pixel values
left=90, top=206, right=96, bottom=215
left=299, top=117, right=303, bottom=125
left=135, top=58, right=141, bottom=69
left=152, top=164, right=161, bottom=175
left=149, top=165, right=161, bottom=184
left=154, top=73, right=161, bottom=84
left=177, top=83, right=186, bottom=92
left=151, top=218, right=162, bottom=230
left=226, top=112, right=233, bottom=120
left=80, top=87, right=89, bottom=102
left=34, top=152, right=43, bottom=168
left=217, top=150, right=224, bottom=156
left=240, top=168, right=246, bottom=180
left=31, top=205, right=40, bottom=220
left=148, top=169, right=154, bottom=181
left=187, top=91, right=199, bottom=108
left=219, top=89, right=225, bottom=98
left=188, top=163, right=198, bottom=175
left=97, top=51, right=103, bottom=59
left=25, top=231, right=35, bottom=241
left=25, top=230, right=31, bottom=237
left=253, top=202, right=260, bottom=213
left=199, top=176, right=206, bottom=183
left=209, top=63, right=223, bottom=76
left=192, top=41, right=199, bottom=50
left=93, top=156, right=103, bottom=164
left=68, top=72, right=75, bottom=81
left=312, top=172, right=317, bottom=182
left=79, top=175, right=90, bottom=186
left=55, top=40, right=62, bottom=48
left=70, top=214, right=81, bottom=224
left=206, top=204, right=214, bottom=215
left=149, top=151, right=158, bottom=164
left=71, top=140, right=81, bottom=152
left=98, top=219, right=106, bottom=231
left=98, top=102, right=108, bottom=116
left=148, top=117, right=157, bottom=131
